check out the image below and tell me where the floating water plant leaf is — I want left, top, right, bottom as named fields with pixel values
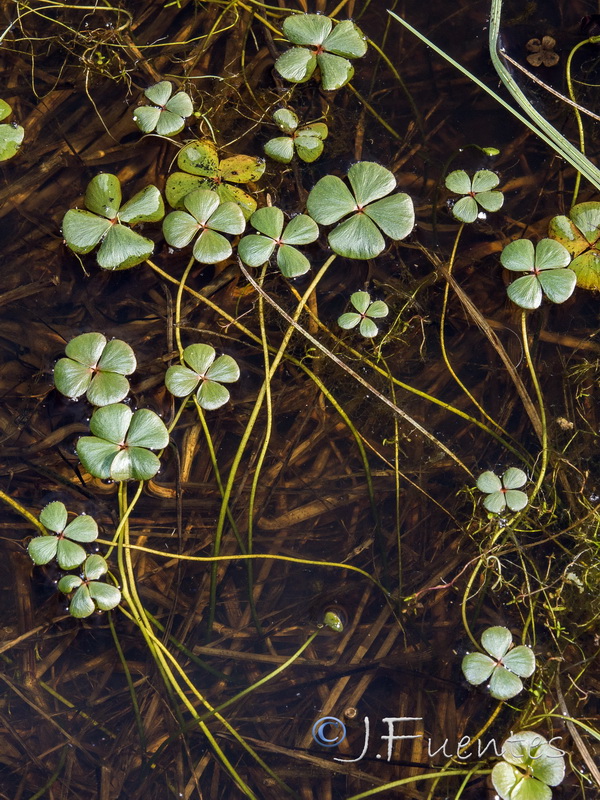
left=54, top=332, right=136, bottom=406
left=477, top=467, right=528, bottom=513
left=501, top=238, right=576, bottom=309
left=307, top=162, right=414, bottom=259
left=323, top=610, right=344, bottom=632
left=462, top=625, right=535, bottom=701
left=62, top=174, right=164, bottom=270
left=264, top=109, right=328, bottom=164
left=548, top=201, right=600, bottom=290
left=133, top=80, right=193, bottom=137
left=162, top=188, right=245, bottom=264
left=165, top=343, right=240, bottom=410
left=58, top=555, right=121, bottom=618
left=238, top=207, right=318, bottom=277
left=0, top=99, right=24, bottom=162
left=338, top=291, right=389, bottom=338
left=28, top=501, right=98, bottom=570
left=445, top=169, right=504, bottom=223
left=492, top=731, right=566, bottom=800
left=165, top=139, right=265, bottom=217
left=77, top=403, right=169, bottom=482
left=275, top=14, right=367, bottom=90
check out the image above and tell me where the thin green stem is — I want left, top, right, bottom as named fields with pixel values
left=520, top=311, right=547, bottom=503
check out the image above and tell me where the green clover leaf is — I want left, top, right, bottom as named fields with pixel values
left=338, top=291, right=389, bottom=338
left=133, top=80, right=193, bottom=137
left=445, top=169, right=504, bottom=223
left=0, top=98, right=24, bottom=162
left=476, top=467, right=528, bottom=513
left=165, top=139, right=265, bottom=218
left=62, top=174, right=165, bottom=270
left=501, top=238, right=576, bottom=310
left=237, top=206, right=319, bottom=277
left=76, top=403, right=169, bottom=482
left=162, top=189, right=246, bottom=264
left=165, top=344, right=240, bottom=410
left=28, top=501, right=98, bottom=570
left=492, top=731, right=566, bottom=800
left=307, top=162, right=414, bottom=260
left=275, top=14, right=367, bottom=91
left=462, top=625, right=536, bottom=701
left=548, top=201, right=600, bottom=290
left=54, top=332, right=136, bottom=406
left=264, top=109, right=328, bottom=164
left=58, top=555, right=122, bottom=618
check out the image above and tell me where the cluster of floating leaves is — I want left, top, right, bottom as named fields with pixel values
left=165, top=344, right=240, bottom=410
left=492, top=731, right=565, bottom=800
left=445, top=169, right=504, bottom=223
left=133, top=80, right=193, bottom=137
left=307, top=161, right=414, bottom=260
left=338, top=291, right=389, bottom=338
left=462, top=625, right=535, bottom=700
left=62, top=174, right=164, bottom=270
left=54, top=332, right=136, bottom=406
left=476, top=467, right=528, bottom=513
left=264, top=108, right=328, bottom=164
left=28, top=502, right=121, bottom=619
left=238, top=207, right=318, bottom=277
left=275, top=14, right=367, bottom=91
left=501, top=238, right=576, bottom=310
left=548, top=201, right=600, bottom=290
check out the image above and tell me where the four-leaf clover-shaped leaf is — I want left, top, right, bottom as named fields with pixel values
left=238, top=207, right=318, bottom=277
left=0, top=99, right=24, bottom=162
left=76, top=403, right=169, bottom=482
left=58, top=555, right=121, bottom=618
left=338, top=291, right=389, bottom=338
left=162, top=189, right=246, bottom=264
left=165, top=344, right=240, bottom=410
left=62, top=174, right=165, bottom=270
left=133, top=81, right=193, bottom=137
left=54, top=332, right=136, bottom=406
left=165, top=139, right=265, bottom=217
left=548, top=201, right=600, bottom=290
left=462, top=626, right=536, bottom=700
left=28, top=501, right=98, bottom=570
left=477, top=468, right=528, bottom=513
left=445, top=170, right=504, bottom=223
left=501, top=238, right=576, bottom=310
left=307, top=161, right=414, bottom=260
left=275, top=14, right=367, bottom=91
left=492, top=731, right=566, bottom=800
left=264, top=109, right=328, bottom=164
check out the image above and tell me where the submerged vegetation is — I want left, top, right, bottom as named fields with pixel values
left=0, top=1, right=599, bottom=799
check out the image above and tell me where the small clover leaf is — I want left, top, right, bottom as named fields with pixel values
left=165, top=139, right=265, bottom=218
left=445, top=169, right=504, bottom=223
left=0, top=99, right=24, bottom=162
left=76, top=403, right=169, bottom=482
left=275, top=14, right=367, bottom=91
left=54, top=332, right=136, bottom=406
left=165, top=344, right=240, bottom=410
left=62, top=174, right=165, bottom=270
left=58, top=555, right=121, bottom=618
left=264, top=109, right=328, bottom=164
left=237, top=207, right=318, bottom=277
left=526, top=36, right=559, bottom=68
left=476, top=467, right=528, bottom=513
left=501, top=238, right=576, bottom=309
left=307, top=162, right=414, bottom=260
left=338, top=291, right=389, bottom=338
left=133, top=81, right=193, bottom=137
left=28, top=501, right=98, bottom=570
left=548, top=201, right=600, bottom=290
left=162, top=189, right=246, bottom=264
left=492, top=731, right=566, bottom=800
left=462, top=625, right=536, bottom=701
